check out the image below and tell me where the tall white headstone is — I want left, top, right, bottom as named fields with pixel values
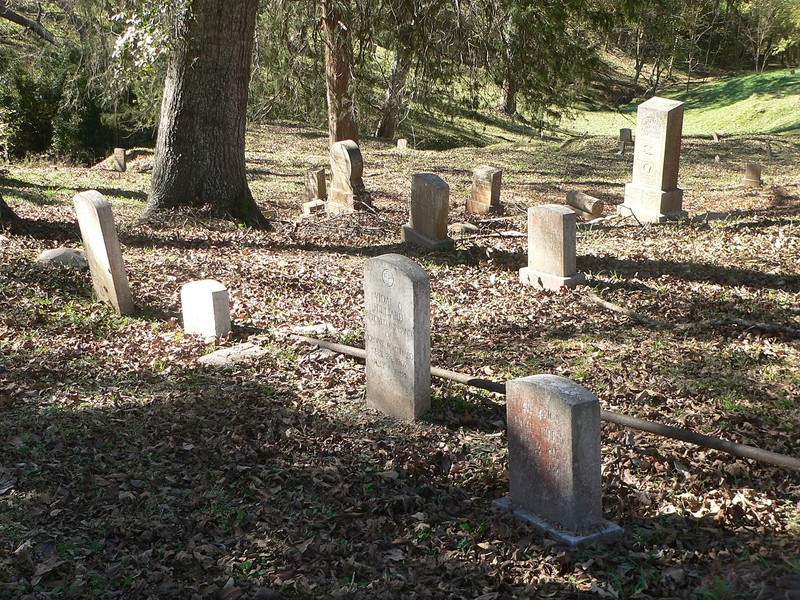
left=364, top=254, right=430, bottom=420
left=181, top=280, right=231, bottom=339
left=619, top=97, right=687, bottom=222
left=73, top=191, right=134, bottom=315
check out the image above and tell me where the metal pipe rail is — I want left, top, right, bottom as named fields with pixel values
left=294, top=335, right=800, bottom=472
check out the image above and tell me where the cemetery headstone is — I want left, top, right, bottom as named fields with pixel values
left=113, top=148, right=126, bottom=172
left=73, top=191, right=135, bottom=315
left=617, top=128, right=633, bottom=155
left=401, top=173, right=454, bottom=249
left=306, top=167, right=327, bottom=201
left=467, top=165, right=503, bottom=214
left=743, top=162, right=763, bottom=187
left=181, top=279, right=231, bottom=339
left=364, top=254, right=431, bottom=420
left=619, top=97, right=687, bottom=222
left=519, top=204, right=585, bottom=291
left=494, top=374, right=623, bottom=546
left=327, top=140, right=371, bottom=214
left=397, top=138, right=408, bottom=150
left=198, top=342, right=268, bottom=367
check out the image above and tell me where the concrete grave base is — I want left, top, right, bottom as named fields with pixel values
left=326, top=196, right=355, bottom=215
left=401, top=224, right=454, bottom=250
left=493, top=498, right=623, bottom=547
left=198, top=343, right=268, bottom=367
left=519, top=267, right=585, bottom=291
left=618, top=204, right=688, bottom=223
left=465, top=200, right=501, bottom=214
left=302, top=200, right=326, bottom=215
left=742, top=178, right=762, bottom=188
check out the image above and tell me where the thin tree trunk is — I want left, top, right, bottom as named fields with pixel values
left=322, top=0, right=359, bottom=146
left=496, top=76, right=517, bottom=114
left=375, top=49, right=411, bottom=139
left=144, top=0, right=270, bottom=229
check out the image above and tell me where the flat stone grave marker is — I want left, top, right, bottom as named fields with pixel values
left=364, top=254, right=430, bottom=420
left=519, top=204, right=585, bottom=291
left=306, top=167, right=327, bottom=201
left=494, top=374, right=623, bottom=546
left=113, top=148, right=126, bottom=172
left=327, top=140, right=371, bottom=214
left=743, top=162, right=763, bottom=187
left=401, top=173, right=454, bottom=249
left=73, top=191, right=135, bottom=315
left=619, top=97, right=687, bottom=222
left=181, top=279, right=231, bottom=339
left=198, top=343, right=268, bottom=367
left=37, top=248, right=88, bottom=269
left=467, top=165, right=502, bottom=214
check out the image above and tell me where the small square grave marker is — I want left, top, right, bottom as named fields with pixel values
left=467, top=165, right=502, bottom=214
left=181, top=280, right=231, bottom=339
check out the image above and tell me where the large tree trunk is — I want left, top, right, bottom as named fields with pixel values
left=322, top=0, right=359, bottom=146
left=375, top=50, right=411, bottom=139
left=144, top=0, right=270, bottom=229
left=0, top=193, right=17, bottom=222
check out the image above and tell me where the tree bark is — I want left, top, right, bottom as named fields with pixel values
left=144, top=0, right=270, bottom=229
left=0, top=1, right=58, bottom=44
left=0, top=193, right=17, bottom=222
left=322, top=0, right=359, bottom=147
left=375, top=49, right=411, bottom=139
left=496, top=76, right=517, bottom=115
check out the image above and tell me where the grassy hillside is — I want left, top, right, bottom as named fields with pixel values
left=564, top=69, right=800, bottom=137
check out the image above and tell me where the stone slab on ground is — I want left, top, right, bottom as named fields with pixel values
left=198, top=343, right=268, bottom=367
left=37, top=248, right=88, bottom=269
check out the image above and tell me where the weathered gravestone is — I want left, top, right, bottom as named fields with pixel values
left=467, top=165, right=502, bottom=214
left=401, top=173, right=454, bottom=249
left=181, top=279, right=231, bottom=339
left=198, top=342, right=268, bottom=367
left=494, top=374, right=623, bottom=546
left=617, top=128, right=633, bottom=155
left=364, top=254, right=430, bottom=420
left=619, top=97, right=687, bottom=222
left=327, top=140, right=371, bottom=214
left=73, top=191, right=135, bottom=315
left=742, top=162, right=763, bottom=188
left=397, top=138, right=408, bottom=150
left=305, top=168, right=327, bottom=201
left=113, top=148, right=126, bottom=172
left=519, top=205, right=585, bottom=291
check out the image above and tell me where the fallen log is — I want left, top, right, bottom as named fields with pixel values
left=566, top=190, right=604, bottom=217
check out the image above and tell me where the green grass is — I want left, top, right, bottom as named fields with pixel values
left=565, top=69, right=800, bottom=137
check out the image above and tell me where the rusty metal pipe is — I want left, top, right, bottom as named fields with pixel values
left=294, top=335, right=800, bottom=472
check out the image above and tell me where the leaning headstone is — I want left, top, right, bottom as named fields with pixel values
left=617, top=128, right=633, bottom=154
left=711, top=131, right=721, bottom=143
left=37, top=248, right=88, bottom=270
left=181, top=280, right=231, bottom=339
left=364, top=254, right=430, bottom=420
left=113, top=148, right=126, bottom=172
left=519, top=205, right=585, bottom=291
left=619, top=97, right=687, bottom=222
left=327, top=140, right=371, bottom=214
left=73, top=191, right=135, bottom=315
left=305, top=167, right=327, bottom=201
left=401, top=173, right=453, bottom=249
left=397, top=138, right=408, bottom=150
left=494, top=374, right=623, bottom=546
left=198, top=343, right=268, bottom=367
left=742, top=162, right=763, bottom=188
left=467, top=165, right=502, bottom=214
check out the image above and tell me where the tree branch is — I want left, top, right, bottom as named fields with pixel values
left=0, top=1, right=58, bottom=44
